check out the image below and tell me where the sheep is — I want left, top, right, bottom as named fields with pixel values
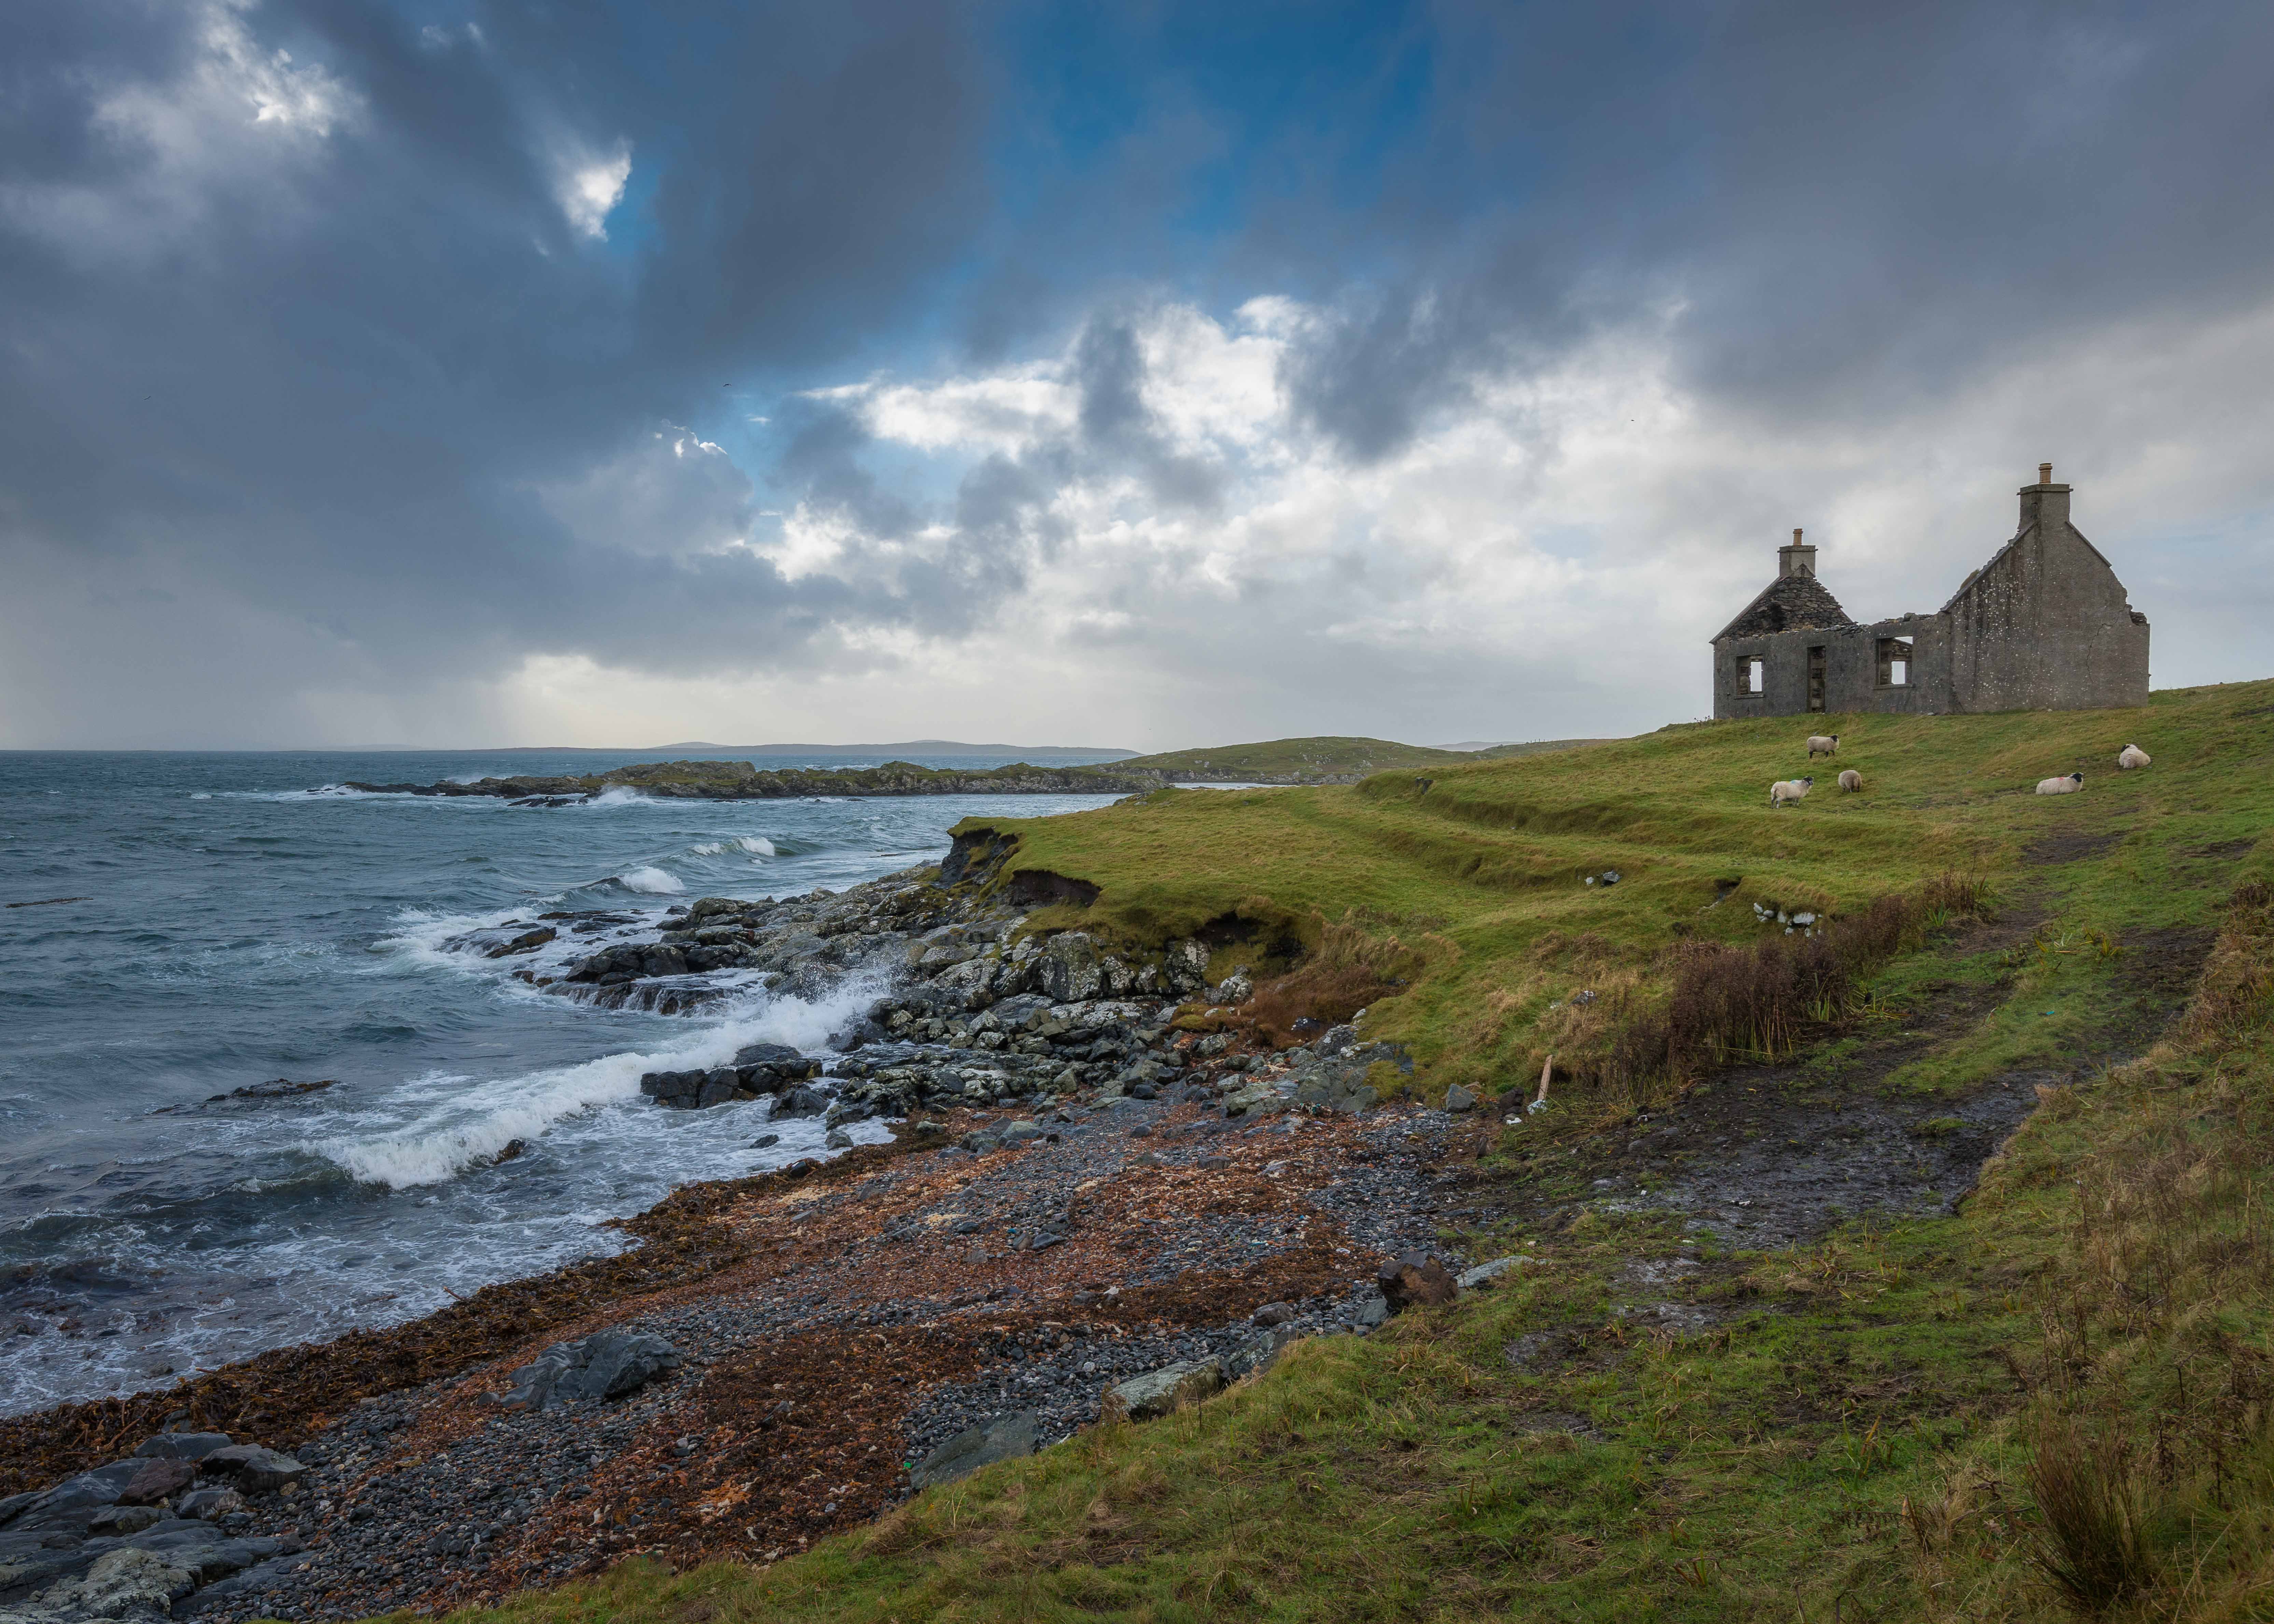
left=2117, top=743, right=2151, bottom=771
left=1770, top=776, right=1814, bottom=807
left=2035, top=772, right=2085, bottom=795
left=1837, top=768, right=1863, bottom=793
left=1807, top=734, right=1839, bottom=759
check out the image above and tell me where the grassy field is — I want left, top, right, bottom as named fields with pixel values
left=416, top=681, right=2274, bottom=1624
left=1113, top=737, right=1482, bottom=779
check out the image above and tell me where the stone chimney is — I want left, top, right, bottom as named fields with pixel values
left=2019, top=461, right=2072, bottom=531
left=1778, top=527, right=1817, bottom=579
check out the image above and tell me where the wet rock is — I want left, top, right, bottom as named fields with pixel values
left=115, top=1460, right=194, bottom=1507
left=484, top=927, right=556, bottom=958
left=198, top=1447, right=307, bottom=1495
left=6, top=1546, right=194, bottom=1621
left=86, top=1504, right=165, bottom=1536
left=494, top=1330, right=681, bottom=1412
left=907, top=1411, right=1039, bottom=1491
left=1376, top=1252, right=1456, bottom=1313
left=170, top=1490, right=244, bottom=1524
left=824, top=1129, right=853, bottom=1149
left=1101, top=1356, right=1224, bottom=1422
left=775, top=1085, right=831, bottom=1119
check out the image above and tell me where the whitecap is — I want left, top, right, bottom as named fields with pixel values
left=616, top=865, right=683, bottom=894
left=689, top=841, right=727, bottom=856
left=589, top=786, right=650, bottom=807
left=735, top=836, right=775, bottom=856
left=311, top=974, right=887, bottom=1188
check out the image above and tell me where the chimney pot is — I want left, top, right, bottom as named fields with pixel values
left=2038, top=462, right=2053, bottom=485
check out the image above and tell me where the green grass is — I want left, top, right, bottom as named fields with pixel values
left=959, top=682, right=2274, bottom=1102
left=410, top=683, right=2274, bottom=1624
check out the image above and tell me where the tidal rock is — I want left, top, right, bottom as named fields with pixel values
left=495, top=1330, right=680, bottom=1412
left=908, top=1411, right=1040, bottom=1491
left=198, top=1446, right=307, bottom=1495
left=116, top=1459, right=194, bottom=1507
left=171, top=1489, right=245, bottom=1523
left=9, top=1547, right=194, bottom=1621
left=86, top=1504, right=165, bottom=1535
left=824, top=1129, right=853, bottom=1149
left=1102, top=1356, right=1224, bottom=1422
left=1376, top=1252, right=1457, bottom=1313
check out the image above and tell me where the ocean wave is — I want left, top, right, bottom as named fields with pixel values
left=311, top=976, right=884, bottom=1189
left=614, top=865, right=684, bottom=894
left=688, top=835, right=775, bottom=858
left=589, top=786, right=650, bottom=807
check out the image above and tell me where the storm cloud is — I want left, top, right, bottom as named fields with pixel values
left=2, top=0, right=2270, bottom=746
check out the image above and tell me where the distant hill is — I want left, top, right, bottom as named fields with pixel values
left=494, top=740, right=1139, bottom=762
left=1115, top=737, right=1476, bottom=782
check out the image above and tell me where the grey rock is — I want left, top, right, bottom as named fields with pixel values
left=1038, top=934, right=1103, bottom=1003
left=115, top=1461, right=193, bottom=1509
left=1352, top=1295, right=1390, bottom=1330
left=129, top=1436, right=231, bottom=1464
left=83, top=1508, right=162, bottom=1537
left=8, top=1547, right=195, bottom=1622
left=775, top=1085, right=831, bottom=1119
left=1251, top=1301, right=1296, bottom=1327
left=824, top=1129, right=853, bottom=1149
left=1455, top=1256, right=1526, bottom=1290
left=168, top=1491, right=243, bottom=1524
left=1443, top=1084, right=1478, bottom=1112
left=197, top=1447, right=306, bottom=1495
left=907, top=1411, right=1040, bottom=1491
left=1102, top=1357, right=1224, bottom=1422
left=999, top=1120, right=1046, bottom=1144
left=495, top=1329, right=682, bottom=1412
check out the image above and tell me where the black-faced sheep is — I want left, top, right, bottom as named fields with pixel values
left=1806, top=734, right=1839, bottom=759
left=2117, top=744, right=2151, bottom=771
left=1770, top=777, right=1814, bottom=807
left=2035, top=772, right=2086, bottom=795
left=1837, top=769, right=1863, bottom=792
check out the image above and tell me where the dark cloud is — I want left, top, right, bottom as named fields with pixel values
left=0, top=0, right=1002, bottom=709
left=1274, top=0, right=2274, bottom=460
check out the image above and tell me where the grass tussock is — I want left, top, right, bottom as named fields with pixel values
left=1590, top=871, right=1988, bottom=1096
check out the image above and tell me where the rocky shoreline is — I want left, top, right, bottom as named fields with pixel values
left=341, top=756, right=1384, bottom=803
left=0, top=835, right=1488, bottom=1621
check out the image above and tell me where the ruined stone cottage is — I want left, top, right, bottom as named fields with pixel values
left=1712, top=465, right=2149, bottom=718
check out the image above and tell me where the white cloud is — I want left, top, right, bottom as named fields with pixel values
left=556, top=141, right=632, bottom=241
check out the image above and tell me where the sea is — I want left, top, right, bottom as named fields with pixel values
left=0, top=749, right=1131, bottom=1418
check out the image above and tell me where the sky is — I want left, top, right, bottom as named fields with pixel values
left=3, top=0, right=2271, bottom=751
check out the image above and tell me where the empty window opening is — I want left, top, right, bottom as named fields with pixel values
left=1736, top=654, right=1764, bottom=695
left=1876, top=636, right=1914, bottom=689
left=1806, top=646, right=1827, bottom=713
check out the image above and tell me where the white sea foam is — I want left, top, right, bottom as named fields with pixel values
left=312, top=974, right=884, bottom=1188
left=736, top=836, right=775, bottom=855
left=590, top=786, right=650, bottom=807
left=616, top=865, right=683, bottom=894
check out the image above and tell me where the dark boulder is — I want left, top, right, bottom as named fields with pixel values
left=117, top=1458, right=195, bottom=1506
left=1376, top=1252, right=1456, bottom=1313
left=908, top=1411, right=1039, bottom=1490
left=494, top=1330, right=680, bottom=1412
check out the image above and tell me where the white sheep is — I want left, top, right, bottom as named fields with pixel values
left=2117, top=744, right=2151, bottom=771
left=1807, top=734, right=1839, bottom=759
left=1837, top=769, right=1863, bottom=793
left=2035, top=772, right=2085, bottom=795
left=1770, top=776, right=1814, bottom=807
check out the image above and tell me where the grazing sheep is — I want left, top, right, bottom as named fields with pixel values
left=1807, top=734, right=1839, bottom=759
left=2117, top=743, right=2151, bottom=771
left=1838, top=769, right=1863, bottom=793
left=1770, top=776, right=1814, bottom=807
left=2035, top=772, right=2086, bottom=795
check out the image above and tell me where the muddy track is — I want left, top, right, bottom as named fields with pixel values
left=1454, top=883, right=2215, bottom=1255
